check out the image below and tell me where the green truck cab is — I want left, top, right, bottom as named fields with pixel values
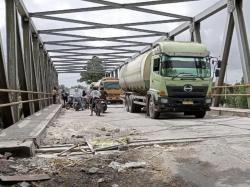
left=119, top=41, right=212, bottom=119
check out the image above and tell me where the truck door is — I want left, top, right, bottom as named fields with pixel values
left=150, top=56, right=162, bottom=91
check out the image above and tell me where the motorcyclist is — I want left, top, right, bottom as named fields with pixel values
left=73, top=89, right=84, bottom=111
left=90, top=86, right=101, bottom=116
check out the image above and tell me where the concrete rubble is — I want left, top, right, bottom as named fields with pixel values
left=108, top=161, right=147, bottom=172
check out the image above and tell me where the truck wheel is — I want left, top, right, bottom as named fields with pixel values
left=135, top=104, right=141, bottom=113
left=129, top=95, right=136, bottom=113
left=194, top=111, right=206, bottom=118
left=148, top=96, right=160, bottom=119
left=125, top=95, right=130, bottom=112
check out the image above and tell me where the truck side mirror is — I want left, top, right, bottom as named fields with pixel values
left=215, top=69, right=220, bottom=77
left=217, top=60, right=222, bottom=68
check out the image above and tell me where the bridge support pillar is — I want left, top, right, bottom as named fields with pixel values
left=32, top=34, right=42, bottom=110
left=5, top=0, right=19, bottom=123
left=213, top=13, right=234, bottom=107
left=190, top=22, right=201, bottom=43
left=233, top=0, right=250, bottom=108
left=214, top=0, right=250, bottom=108
left=0, top=33, right=13, bottom=128
left=22, top=18, right=35, bottom=114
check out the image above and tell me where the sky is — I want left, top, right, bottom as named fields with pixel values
left=0, top=0, right=250, bottom=87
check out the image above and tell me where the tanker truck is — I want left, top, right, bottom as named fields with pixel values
left=119, top=41, right=212, bottom=119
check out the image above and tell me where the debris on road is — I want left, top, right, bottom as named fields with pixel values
left=100, top=127, right=106, bottom=131
left=0, top=174, right=50, bottom=182
left=87, top=167, right=99, bottom=174
left=57, top=144, right=79, bottom=156
left=108, top=161, right=147, bottom=172
left=85, top=138, right=95, bottom=154
left=16, top=181, right=31, bottom=187
left=97, top=178, right=105, bottom=183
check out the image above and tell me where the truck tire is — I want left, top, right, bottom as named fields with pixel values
left=134, top=104, right=141, bottom=113
left=148, top=96, right=160, bottom=119
left=194, top=111, right=206, bottom=118
left=125, top=95, right=130, bottom=112
left=129, top=95, right=136, bottom=113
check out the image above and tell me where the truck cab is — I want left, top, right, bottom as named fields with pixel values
left=99, top=77, right=123, bottom=103
left=148, top=42, right=212, bottom=118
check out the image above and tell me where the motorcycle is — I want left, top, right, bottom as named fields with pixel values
left=93, top=99, right=107, bottom=116
left=65, top=96, right=74, bottom=110
left=100, top=100, right=107, bottom=113
left=73, top=97, right=83, bottom=111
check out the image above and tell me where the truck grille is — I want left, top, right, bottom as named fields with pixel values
left=167, top=86, right=208, bottom=98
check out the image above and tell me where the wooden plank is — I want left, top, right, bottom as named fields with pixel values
left=0, top=174, right=50, bottom=182
left=85, top=139, right=95, bottom=154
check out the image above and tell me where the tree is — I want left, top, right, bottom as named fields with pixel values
left=79, top=56, right=105, bottom=84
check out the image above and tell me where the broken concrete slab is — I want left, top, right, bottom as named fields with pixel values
left=108, top=161, right=147, bottom=172
left=0, top=104, right=61, bottom=157
left=0, top=140, right=35, bottom=157
left=0, top=174, right=50, bottom=182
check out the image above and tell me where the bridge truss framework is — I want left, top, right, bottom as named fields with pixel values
left=0, top=0, right=249, bottom=127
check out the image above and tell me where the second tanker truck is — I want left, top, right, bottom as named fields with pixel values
left=119, top=41, right=212, bottom=119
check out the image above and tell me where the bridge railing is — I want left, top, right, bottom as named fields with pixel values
left=0, top=89, right=52, bottom=108
left=211, top=84, right=250, bottom=108
left=211, top=84, right=250, bottom=97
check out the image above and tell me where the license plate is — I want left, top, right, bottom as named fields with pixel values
left=183, top=101, right=193, bottom=105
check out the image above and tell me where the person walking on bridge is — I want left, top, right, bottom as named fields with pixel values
left=61, top=89, right=68, bottom=107
left=52, top=87, right=58, bottom=104
left=90, top=87, right=101, bottom=116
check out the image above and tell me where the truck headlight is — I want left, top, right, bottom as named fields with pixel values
left=161, top=98, right=168, bottom=104
left=206, top=98, right=212, bottom=104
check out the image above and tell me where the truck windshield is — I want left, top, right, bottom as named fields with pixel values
left=103, top=82, right=120, bottom=89
left=161, top=56, right=211, bottom=78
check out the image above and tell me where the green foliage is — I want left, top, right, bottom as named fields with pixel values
left=220, top=78, right=248, bottom=109
left=79, top=56, right=105, bottom=84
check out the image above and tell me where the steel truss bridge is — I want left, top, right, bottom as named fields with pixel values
left=0, top=0, right=250, bottom=127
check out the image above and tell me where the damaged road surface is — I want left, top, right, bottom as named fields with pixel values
left=1, top=105, right=250, bottom=187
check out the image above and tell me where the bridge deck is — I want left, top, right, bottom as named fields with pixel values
left=0, top=104, right=61, bottom=156
left=0, top=105, right=250, bottom=186
left=34, top=105, right=250, bottom=186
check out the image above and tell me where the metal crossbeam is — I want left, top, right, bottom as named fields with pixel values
left=50, top=51, right=133, bottom=55
left=42, top=32, right=152, bottom=45
left=30, top=0, right=198, bottom=17
left=47, top=46, right=140, bottom=53
left=38, top=18, right=184, bottom=33
left=36, top=15, right=168, bottom=35
left=52, top=58, right=125, bottom=62
left=50, top=54, right=130, bottom=58
left=46, top=43, right=145, bottom=48
left=43, top=34, right=162, bottom=45
left=83, top=0, right=192, bottom=20
left=169, top=0, right=227, bottom=38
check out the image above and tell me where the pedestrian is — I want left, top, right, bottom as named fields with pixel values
left=61, top=89, right=68, bottom=107
left=52, top=87, right=58, bottom=104
left=90, top=86, right=101, bottom=116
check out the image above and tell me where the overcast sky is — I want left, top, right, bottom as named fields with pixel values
left=0, top=0, right=250, bottom=87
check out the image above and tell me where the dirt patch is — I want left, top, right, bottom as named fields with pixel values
left=0, top=147, right=196, bottom=187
